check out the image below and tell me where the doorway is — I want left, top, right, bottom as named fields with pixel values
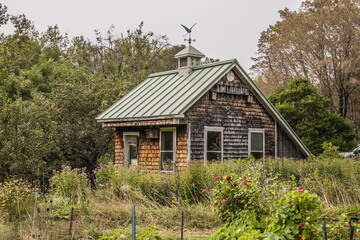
left=123, top=133, right=139, bottom=167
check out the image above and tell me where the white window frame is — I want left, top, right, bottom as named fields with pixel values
left=248, top=128, right=265, bottom=159
left=159, top=127, right=176, bottom=172
left=204, top=126, right=224, bottom=164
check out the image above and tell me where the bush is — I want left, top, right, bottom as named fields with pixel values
left=0, top=178, right=35, bottom=222
left=212, top=173, right=261, bottom=222
left=50, top=165, right=89, bottom=203
left=211, top=173, right=322, bottom=239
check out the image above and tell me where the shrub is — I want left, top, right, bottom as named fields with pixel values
left=211, top=173, right=322, bottom=239
left=50, top=165, right=89, bottom=203
left=264, top=189, right=322, bottom=239
left=0, top=178, right=35, bottom=222
left=212, top=173, right=261, bottom=222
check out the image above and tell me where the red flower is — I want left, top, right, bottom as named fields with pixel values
left=243, top=176, right=247, bottom=179
left=346, top=225, right=350, bottom=228
left=243, top=181, right=248, bottom=185
left=233, top=182, right=238, bottom=187
left=299, top=223, right=304, bottom=228
left=201, top=189, right=207, bottom=193
left=213, top=201, right=218, bottom=206
left=214, top=176, right=221, bottom=180
left=221, top=199, right=227, bottom=203
left=247, top=203, right=252, bottom=206
left=248, top=180, right=252, bottom=183
left=226, top=175, right=231, bottom=180
left=297, top=189, right=304, bottom=194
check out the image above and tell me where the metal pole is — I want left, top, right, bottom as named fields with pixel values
left=232, top=199, right=235, bottom=220
left=181, top=210, right=184, bottom=240
left=132, top=206, right=136, bottom=240
left=323, top=223, right=328, bottom=240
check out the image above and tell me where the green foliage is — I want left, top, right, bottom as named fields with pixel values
left=98, top=229, right=127, bottom=240
left=0, top=178, right=34, bottom=221
left=327, top=214, right=360, bottom=239
left=265, top=190, right=321, bottom=239
left=318, top=142, right=342, bottom=159
left=268, top=77, right=357, bottom=154
left=0, top=7, right=182, bottom=183
left=137, top=225, right=163, bottom=240
left=211, top=181, right=322, bottom=239
left=212, top=173, right=261, bottom=222
left=50, top=165, right=89, bottom=203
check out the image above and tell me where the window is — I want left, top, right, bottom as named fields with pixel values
left=248, top=129, right=265, bottom=159
left=204, top=127, right=223, bottom=162
left=160, top=128, right=176, bottom=172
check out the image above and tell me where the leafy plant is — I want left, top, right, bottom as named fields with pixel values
left=212, top=173, right=261, bottom=222
left=0, top=178, right=34, bottom=221
left=50, top=165, right=89, bottom=203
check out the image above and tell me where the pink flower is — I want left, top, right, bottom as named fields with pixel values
left=226, top=176, right=231, bottom=180
left=221, top=199, right=227, bottom=204
left=297, top=189, right=304, bottom=194
left=346, top=225, right=350, bottom=228
left=299, top=223, right=304, bottom=227
left=243, top=181, right=248, bottom=185
left=201, top=189, right=207, bottom=193
left=214, top=176, right=221, bottom=180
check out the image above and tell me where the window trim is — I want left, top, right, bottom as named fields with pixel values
left=248, top=128, right=265, bottom=159
left=159, top=127, right=176, bottom=172
left=204, top=126, right=224, bottom=164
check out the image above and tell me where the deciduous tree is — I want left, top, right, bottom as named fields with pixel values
left=268, top=77, right=357, bottom=154
left=252, top=0, right=360, bottom=126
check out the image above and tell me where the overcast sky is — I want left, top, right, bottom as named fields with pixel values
left=2, top=0, right=303, bottom=72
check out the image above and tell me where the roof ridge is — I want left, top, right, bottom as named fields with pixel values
left=148, top=59, right=236, bottom=78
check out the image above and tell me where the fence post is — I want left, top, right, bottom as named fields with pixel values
left=323, top=223, right=328, bottom=240
left=132, top=206, right=136, bottom=240
left=181, top=210, right=184, bottom=240
left=68, top=207, right=74, bottom=237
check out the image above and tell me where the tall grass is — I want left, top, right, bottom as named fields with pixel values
left=1, top=157, right=360, bottom=239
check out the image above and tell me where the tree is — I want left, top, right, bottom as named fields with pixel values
left=252, top=0, right=360, bottom=127
left=0, top=6, right=183, bottom=182
left=268, top=77, right=357, bottom=155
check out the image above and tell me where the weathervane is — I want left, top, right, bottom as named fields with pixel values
left=181, top=23, right=196, bottom=45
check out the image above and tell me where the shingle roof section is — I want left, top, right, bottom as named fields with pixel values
left=96, top=59, right=235, bottom=121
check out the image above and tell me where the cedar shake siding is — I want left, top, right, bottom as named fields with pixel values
left=114, top=126, right=188, bottom=172
left=184, top=73, right=276, bottom=160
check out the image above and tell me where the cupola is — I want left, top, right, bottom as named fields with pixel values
left=174, top=45, right=205, bottom=75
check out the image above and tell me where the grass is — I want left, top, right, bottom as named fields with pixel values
left=1, top=157, right=360, bottom=239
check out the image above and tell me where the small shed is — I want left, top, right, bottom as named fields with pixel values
left=96, top=45, right=310, bottom=172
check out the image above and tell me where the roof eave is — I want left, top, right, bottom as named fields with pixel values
left=96, top=114, right=185, bottom=123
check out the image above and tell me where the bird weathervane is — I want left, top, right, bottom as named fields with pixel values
left=181, top=23, right=196, bottom=45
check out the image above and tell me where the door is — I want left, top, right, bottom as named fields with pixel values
left=124, top=134, right=138, bottom=167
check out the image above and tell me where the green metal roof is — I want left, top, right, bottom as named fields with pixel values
left=96, top=59, right=235, bottom=121
left=174, top=45, right=205, bottom=58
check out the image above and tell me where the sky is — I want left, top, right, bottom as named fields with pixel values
left=1, top=0, right=303, bottom=72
